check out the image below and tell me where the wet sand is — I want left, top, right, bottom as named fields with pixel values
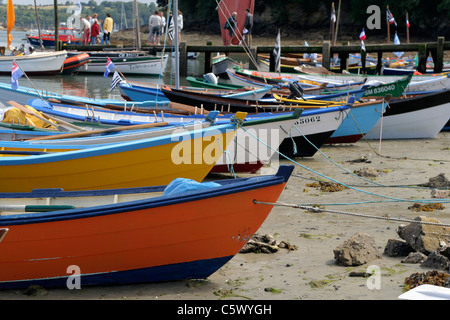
left=0, top=131, right=448, bottom=301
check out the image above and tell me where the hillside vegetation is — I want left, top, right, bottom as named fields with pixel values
left=1, top=0, right=448, bottom=41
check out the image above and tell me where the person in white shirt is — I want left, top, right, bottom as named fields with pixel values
left=159, top=11, right=166, bottom=35
left=177, top=10, right=183, bottom=42
left=80, top=15, right=91, bottom=44
left=148, top=10, right=162, bottom=45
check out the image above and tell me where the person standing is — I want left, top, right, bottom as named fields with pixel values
left=159, top=11, right=166, bottom=36
left=103, top=13, right=113, bottom=45
left=148, top=10, right=161, bottom=45
left=90, top=14, right=99, bottom=45
left=224, top=12, right=237, bottom=46
left=80, top=15, right=91, bottom=45
left=244, top=8, right=253, bottom=46
left=177, top=10, right=183, bottom=42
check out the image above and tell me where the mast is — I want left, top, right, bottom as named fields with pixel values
left=174, top=0, right=179, bottom=89
left=134, top=0, right=141, bottom=50
left=406, top=11, right=410, bottom=44
left=330, top=2, right=336, bottom=46
left=54, top=0, right=59, bottom=51
left=33, top=0, right=44, bottom=48
left=121, top=3, right=128, bottom=30
left=386, top=5, right=391, bottom=60
left=334, top=0, right=341, bottom=45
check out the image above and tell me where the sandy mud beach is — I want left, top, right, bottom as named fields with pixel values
left=0, top=131, right=448, bottom=302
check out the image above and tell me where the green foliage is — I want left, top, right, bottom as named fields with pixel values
left=1, top=0, right=449, bottom=35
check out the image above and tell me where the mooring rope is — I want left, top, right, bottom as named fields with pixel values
left=238, top=125, right=450, bottom=204
left=291, top=124, right=449, bottom=190
left=253, top=200, right=450, bottom=227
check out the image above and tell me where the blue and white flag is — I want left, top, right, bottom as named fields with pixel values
left=11, top=60, right=23, bottom=91
left=273, top=30, right=281, bottom=73
left=110, top=70, right=123, bottom=91
left=104, top=57, right=115, bottom=78
left=167, top=16, right=174, bottom=41
left=386, top=8, right=397, bottom=27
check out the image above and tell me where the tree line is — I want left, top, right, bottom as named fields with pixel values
left=0, top=1, right=157, bottom=31
left=157, top=0, right=450, bottom=37
left=1, top=0, right=449, bottom=37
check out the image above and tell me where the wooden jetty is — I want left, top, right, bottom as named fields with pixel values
left=63, top=36, right=448, bottom=76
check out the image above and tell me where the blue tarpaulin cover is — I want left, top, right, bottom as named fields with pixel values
left=163, top=178, right=221, bottom=196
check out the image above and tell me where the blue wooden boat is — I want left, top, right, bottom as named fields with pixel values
left=0, top=165, right=294, bottom=289
left=119, top=82, right=272, bottom=103
left=0, top=82, right=165, bottom=109
left=326, top=98, right=387, bottom=144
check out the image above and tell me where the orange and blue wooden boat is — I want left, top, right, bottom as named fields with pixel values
left=0, top=114, right=245, bottom=192
left=0, top=165, right=294, bottom=289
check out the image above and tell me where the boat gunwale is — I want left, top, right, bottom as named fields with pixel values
left=0, top=165, right=294, bottom=226
left=0, top=122, right=239, bottom=165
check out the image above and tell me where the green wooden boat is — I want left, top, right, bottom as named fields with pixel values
left=322, top=74, right=412, bottom=98
left=361, top=74, right=412, bottom=98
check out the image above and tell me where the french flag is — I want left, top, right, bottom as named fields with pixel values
left=359, top=29, right=366, bottom=41
left=11, top=60, right=24, bottom=91
left=103, top=57, right=115, bottom=78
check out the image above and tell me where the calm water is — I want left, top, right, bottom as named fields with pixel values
left=0, top=30, right=208, bottom=100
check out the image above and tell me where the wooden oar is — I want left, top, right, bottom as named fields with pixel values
left=27, top=121, right=170, bottom=141
left=7, top=101, right=86, bottom=132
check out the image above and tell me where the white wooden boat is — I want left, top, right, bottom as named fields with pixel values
left=23, top=99, right=303, bottom=173
left=406, top=74, right=450, bottom=92
left=365, top=89, right=450, bottom=139
left=212, top=54, right=247, bottom=76
left=0, top=51, right=67, bottom=75
left=278, top=104, right=351, bottom=157
left=79, top=54, right=169, bottom=76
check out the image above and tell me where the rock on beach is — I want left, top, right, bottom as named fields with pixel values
left=396, top=216, right=450, bottom=254
left=333, top=232, right=380, bottom=266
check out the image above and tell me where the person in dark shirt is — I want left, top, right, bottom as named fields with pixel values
left=224, top=12, right=237, bottom=46
left=244, top=8, right=253, bottom=46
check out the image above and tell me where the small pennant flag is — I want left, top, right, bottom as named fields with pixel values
left=110, top=70, right=123, bottom=92
left=11, top=60, right=24, bottom=91
left=359, top=28, right=366, bottom=41
left=273, top=30, right=281, bottom=73
left=104, top=57, right=115, bottom=78
left=387, top=8, right=397, bottom=26
left=393, top=32, right=404, bottom=58
left=406, top=17, right=410, bottom=28
left=331, top=3, right=336, bottom=23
